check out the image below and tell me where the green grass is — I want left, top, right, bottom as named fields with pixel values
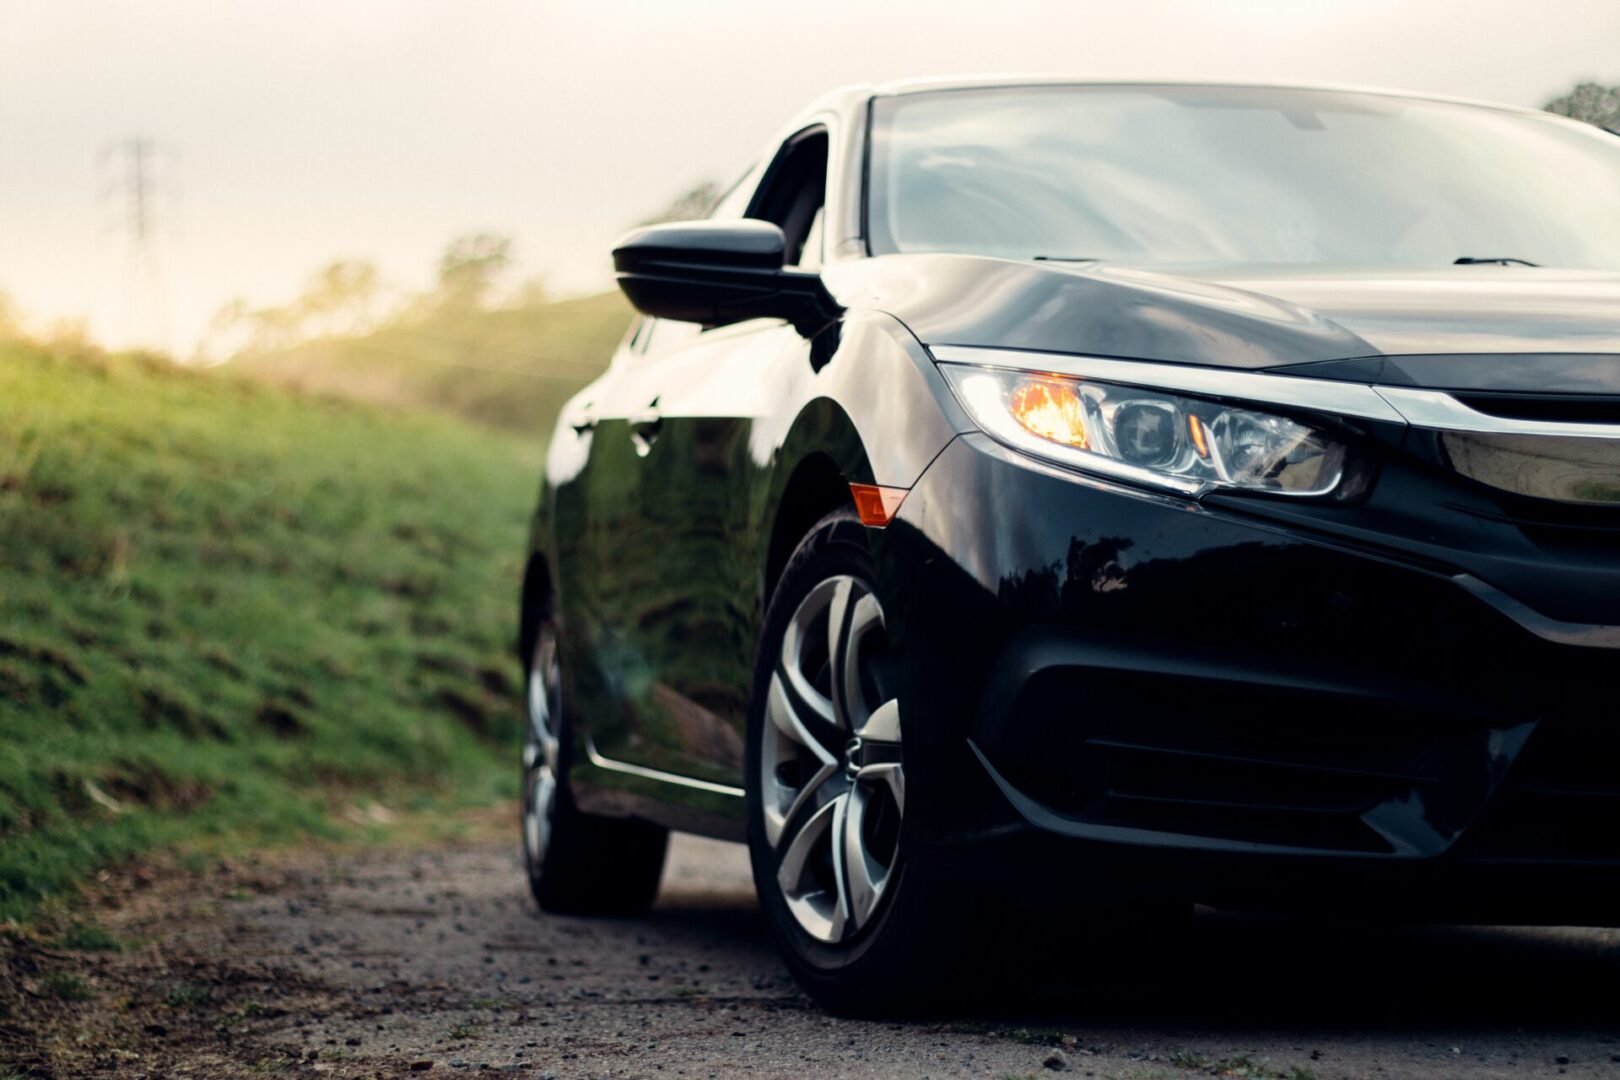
left=0, top=339, right=538, bottom=920
left=51, top=922, right=124, bottom=951
left=40, top=971, right=94, bottom=1001
left=163, top=982, right=213, bottom=1008
left=228, top=291, right=629, bottom=434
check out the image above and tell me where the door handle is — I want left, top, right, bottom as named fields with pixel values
left=628, top=411, right=663, bottom=457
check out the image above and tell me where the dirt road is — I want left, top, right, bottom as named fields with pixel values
left=7, top=823, right=1620, bottom=1078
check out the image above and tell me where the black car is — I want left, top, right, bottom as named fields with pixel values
left=517, top=78, right=1620, bottom=1012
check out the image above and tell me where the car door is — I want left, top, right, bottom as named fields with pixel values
left=581, top=125, right=833, bottom=788
left=576, top=324, right=800, bottom=785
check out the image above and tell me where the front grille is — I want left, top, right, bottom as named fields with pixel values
left=1454, top=393, right=1620, bottom=426
left=1443, top=432, right=1620, bottom=507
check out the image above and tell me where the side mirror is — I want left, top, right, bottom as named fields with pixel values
left=612, top=220, right=839, bottom=334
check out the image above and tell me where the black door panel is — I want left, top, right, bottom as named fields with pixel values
left=568, top=324, right=805, bottom=787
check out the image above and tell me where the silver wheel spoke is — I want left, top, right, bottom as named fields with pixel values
left=766, top=758, right=840, bottom=850
left=838, top=593, right=884, bottom=732
left=855, top=699, right=904, bottom=813
left=824, top=578, right=855, bottom=726
left=856, top=761, right=905, bottom=816
left=829, top=791, right=855, bottom=935
left=841, top=786, right=882, bottom=931
left=767, top=672, right=837, bottom=767
left=780, top=580, right=839, bottom=730
left=857, top=697, right=901, bottom=744
left=762, top=672, right=841, bottom=848
left=776, top=794, right=848, bottom=942
left=523, top=628, right=562, bottom=869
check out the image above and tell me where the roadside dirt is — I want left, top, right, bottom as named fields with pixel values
left=5, top=814, right=1620, bottom=1079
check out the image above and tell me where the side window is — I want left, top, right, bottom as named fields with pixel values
left=626, top=316, right=649, bottom=353
left=748, top=127, right=829, bottom=269
left=797, top=207, right=826, bottom=271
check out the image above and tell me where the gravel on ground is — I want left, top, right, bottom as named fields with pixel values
left=5, top=814, right=1619, bottom=1079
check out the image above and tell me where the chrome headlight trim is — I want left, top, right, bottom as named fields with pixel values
left=933, top=344, right=1620, bottom=442
left=930, top=345, right=1407, bottom=424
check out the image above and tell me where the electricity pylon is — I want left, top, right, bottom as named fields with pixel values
left=100, top=137, right=177, bottom=352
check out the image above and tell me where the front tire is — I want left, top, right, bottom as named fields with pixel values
left=522, top=622, right=668, bottom=915
left=746, top=508, right=948, bottom=1014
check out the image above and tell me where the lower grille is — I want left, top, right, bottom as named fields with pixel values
left=980, top=659, right=1524, bottom=856
left=1458, top=718, right=1620, bottom=864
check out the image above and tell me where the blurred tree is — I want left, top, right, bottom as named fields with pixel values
left=508, top=275, right=550, bottom=309
left=42, top=316, right=92, bottom=352
left=195, top=298, right=256, bottom=362
left=200, top=298, right=303, bottom=355
left=247, top=305, right=307, bottom=352
left=1544, top=82, right=1620, bottom=130
left=640, top=179, right=723, bottom=225
left=299, top=259, right=381, bottom=336
left=436, top=233, right=513, bottom=312
left=0, top=289, right=21, bottom=340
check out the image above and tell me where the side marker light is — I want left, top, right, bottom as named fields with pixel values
left=849, top=483, right=908, bottom=527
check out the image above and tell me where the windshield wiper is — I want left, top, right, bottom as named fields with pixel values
left=1454, top=256, right=1539, bottom=267
left=1033, top=255, right=1102, bottom=263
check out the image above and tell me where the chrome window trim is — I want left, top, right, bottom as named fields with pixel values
left=1375, top=386, right=1620, bottom=440
left=929, top=345, right=1407, bottom=424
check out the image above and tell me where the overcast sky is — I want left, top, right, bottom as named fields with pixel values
left=3, top=0, right=1619, bottom=352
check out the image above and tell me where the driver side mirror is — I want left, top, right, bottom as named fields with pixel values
left=612, top=220, right=839, bottom=334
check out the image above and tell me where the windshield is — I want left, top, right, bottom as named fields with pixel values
left=866, top=85, right=1620, bottom=270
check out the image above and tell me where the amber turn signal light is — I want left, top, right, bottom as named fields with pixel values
left=1188, top=413, right=1211, bottom=459
left=849, top=483, right=908, bottom=527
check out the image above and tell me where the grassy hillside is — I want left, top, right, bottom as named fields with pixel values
left=0, top=339, right=538, bottom=920
left=227, top=291, right=632, bottom=435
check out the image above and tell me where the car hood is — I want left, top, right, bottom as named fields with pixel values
left=839, top=254, right=1620, bottom=378
left=1198, top=265, right=1620, bottom=357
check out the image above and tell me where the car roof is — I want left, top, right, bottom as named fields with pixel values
left=843, top=75, right=1549, bottom=120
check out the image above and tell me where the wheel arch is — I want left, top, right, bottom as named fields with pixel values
left=755, top=309, right=965, bottom=610
left=517, top=550, right=553, bottom=671
left=757, top=391, right=873, bottom=600
left=763, top=451, right=856, bottom=607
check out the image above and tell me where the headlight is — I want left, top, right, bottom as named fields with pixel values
left=941, top=363, right=1350, bottom=497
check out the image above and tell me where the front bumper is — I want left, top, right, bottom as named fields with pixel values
left=876, top=433, right=1620, bottom=920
